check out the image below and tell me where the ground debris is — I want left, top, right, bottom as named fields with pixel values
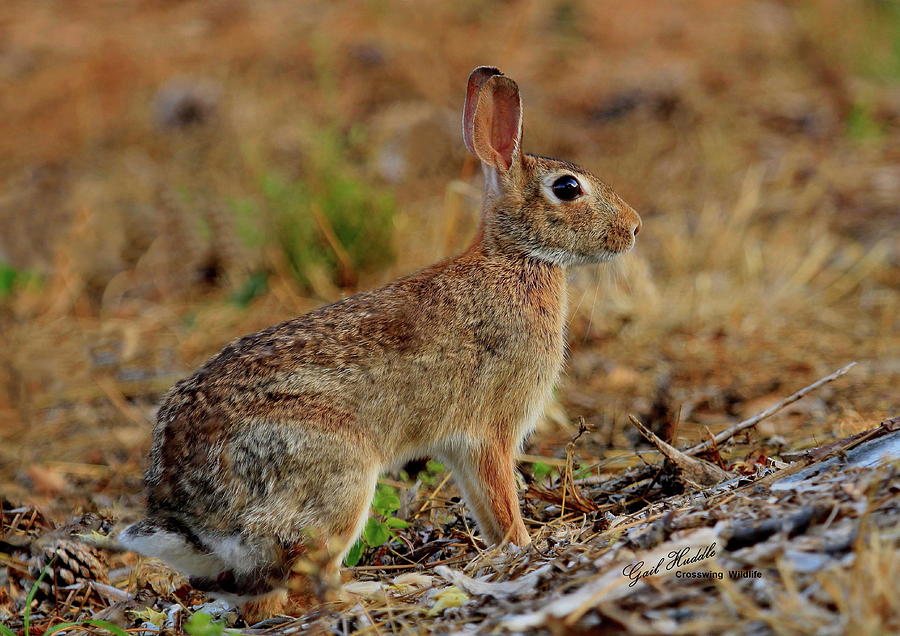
left=628, top=415, right=733, bottom=487
left=5, top=378, right=897, bottom=634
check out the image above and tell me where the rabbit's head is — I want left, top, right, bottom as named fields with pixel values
left=463, top=66, right=641, bottom=266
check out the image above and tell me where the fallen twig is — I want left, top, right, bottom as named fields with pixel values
left=560, top=420, right=594, bottom=517
left=628, top=415, right=732, bottom=487
left=682, top=362, right=857, bottom=457
left=91, top=581, right=133, bottom=602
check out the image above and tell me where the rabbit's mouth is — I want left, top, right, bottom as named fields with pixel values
left=582, top=246, right=630, bottom=264
left=528, top=245, right=628, bottom=267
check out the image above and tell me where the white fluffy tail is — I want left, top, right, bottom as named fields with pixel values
left=118, top=518, right=225, bottom=579
left=118, top=517, right=282, bottom=601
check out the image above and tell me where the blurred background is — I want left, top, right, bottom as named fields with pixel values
left=0, top=0, right=897, bottom=516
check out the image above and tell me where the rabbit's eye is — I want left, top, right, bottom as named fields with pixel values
left=551, top=175, right=582, bottom=201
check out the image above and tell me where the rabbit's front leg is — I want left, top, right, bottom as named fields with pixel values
left=445, top=439, right=530, bottom=546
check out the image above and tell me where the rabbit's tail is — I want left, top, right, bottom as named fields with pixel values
left=118, top=516, right=286, bottom=600
left=119, top=516, right=225, bottom=577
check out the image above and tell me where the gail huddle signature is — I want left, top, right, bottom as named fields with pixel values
left=622, top=542, right=717, bottom=587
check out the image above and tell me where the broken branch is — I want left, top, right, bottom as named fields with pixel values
left=682, top=362, right=857, bottom=457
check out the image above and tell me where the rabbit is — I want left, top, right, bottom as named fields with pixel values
left=118, top=66, right=642, bottom=621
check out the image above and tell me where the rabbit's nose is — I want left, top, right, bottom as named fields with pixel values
left=624, top=206, right=642, bottom=237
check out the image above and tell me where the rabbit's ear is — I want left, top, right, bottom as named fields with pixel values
left=469, top=74, right=523, bottom=174
left=463, top=66, right=502, bottom=155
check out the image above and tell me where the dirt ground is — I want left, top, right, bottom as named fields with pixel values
left=0, top=0, right=897, bottom=633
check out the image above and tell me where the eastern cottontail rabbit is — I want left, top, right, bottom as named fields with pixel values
left=119, top=66, right=641, bottom=621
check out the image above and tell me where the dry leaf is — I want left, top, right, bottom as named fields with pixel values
left=428, top=586, right=469, bottom=615
left=435, top=564, right=553, bottom=599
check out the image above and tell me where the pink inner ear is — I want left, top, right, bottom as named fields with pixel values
left=463, top=67, right=502, bottom=156
left=469, top=75, right=523, bottom=172
left=489, top=83, right=521, bottom=170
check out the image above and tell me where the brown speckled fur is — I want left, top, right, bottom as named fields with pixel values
left=119, top=66, right=641, bottom=620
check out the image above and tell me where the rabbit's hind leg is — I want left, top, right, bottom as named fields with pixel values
left=285, top=464, right=379, bottom=605
left=189, top=572, right=288, bottom=625
left=240, top=590, right=289, bottom=625
left=187, top=534, right=297, bottom=622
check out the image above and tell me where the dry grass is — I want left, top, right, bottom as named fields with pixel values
left=0, top=0, right=897, bottom=633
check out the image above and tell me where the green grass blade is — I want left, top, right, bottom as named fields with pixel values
left=18, top=561, right=128, bottom=636
left=0, top=624, right=16, bottom=636
left=22, top=558, right=54, bottom=634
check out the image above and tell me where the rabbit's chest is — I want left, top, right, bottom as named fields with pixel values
left=383, top=317, right=564, bottom=455
left=470, top=310, right=563, bottom=377
left=477, top=311, right=565, bottom=408
left=450, top=285, right=568, bottom=431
